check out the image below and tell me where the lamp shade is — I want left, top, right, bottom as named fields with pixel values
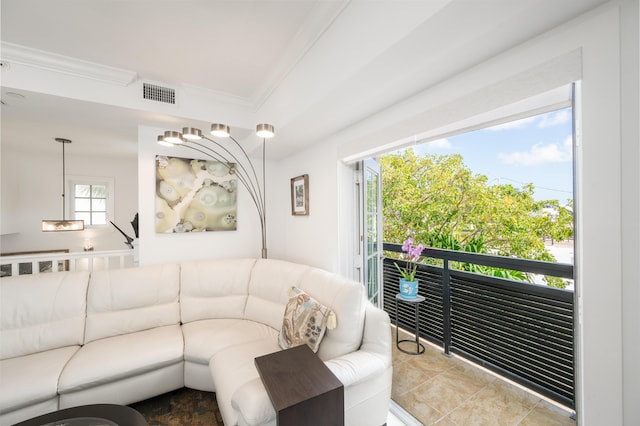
left=182, top=127, right=203, bottom=140
left=157, top=135, right=174, bottom=147
left=210, top=123, right=231, bottom=138
left=42, top=220, right=84, bottom=232
left=163, top=131, right=184, bottom=144
left=256, top=123, right=274, bottom=138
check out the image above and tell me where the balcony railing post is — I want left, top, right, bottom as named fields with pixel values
left=442, top=257, right=452, bottom=356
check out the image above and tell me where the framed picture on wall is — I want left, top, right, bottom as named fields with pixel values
left=155, top=155, right=238, bottom=233
left=290, top=174, right=309, bottom=216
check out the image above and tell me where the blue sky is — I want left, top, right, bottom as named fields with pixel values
left=413, top=107, right=574, bottom=203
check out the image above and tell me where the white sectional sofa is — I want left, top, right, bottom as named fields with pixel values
left=0, top=258, right=392, bottom=426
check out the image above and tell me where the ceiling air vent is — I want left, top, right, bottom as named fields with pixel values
left=142, top=82, right=175, bottom=104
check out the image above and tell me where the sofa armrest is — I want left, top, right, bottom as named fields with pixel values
left=324, top=303, right=392, bottom=387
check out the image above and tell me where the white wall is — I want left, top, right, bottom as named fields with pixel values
left=0, top=147, right=138, bottom=253
left=271, top=2, right=639, bottom=425
left=619, top=1, right=640, bottom=424
left=268, top=140, right=343, bottom=273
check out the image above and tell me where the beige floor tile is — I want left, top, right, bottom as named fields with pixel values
left=434, top=418, right=459, bottom=426
left=447, top=361, right=497, bottom=387
left=394, top=390, right=446, bottom=426
left=392, top=357, right=439, bottom=398
left=403, top=366, right=489, bottom=416
left=392, top=327, right=456, bottom=374
left=444, top=380, right=539, bottom=426
left=407, top=347, right=456, bottom=374
left=520, top=401, right=576, bottom=426
left=393, top=345, right=419, bottom=365
left=390, top=324, right=574, bottom=426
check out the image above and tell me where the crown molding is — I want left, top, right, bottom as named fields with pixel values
left=1, top=42, right=138, bottom=86
left=181, top=1, right=350, bottom=113
left=181, top=83, right=255, bottom=110
left=248, top=0, right=350, bottom=112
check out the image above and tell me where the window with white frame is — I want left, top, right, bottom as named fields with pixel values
left=68, top=177, right=114, bottom=226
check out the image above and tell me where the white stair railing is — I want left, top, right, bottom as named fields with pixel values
left=0, top=249, right=136, bottom=277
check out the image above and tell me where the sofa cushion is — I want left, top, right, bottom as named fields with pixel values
left=84, top=264, right=180, bottom=344
left=182, top=318, right=278, bottom=364
left=245, top=259, right=366, bottom=361
left=245, top=259, right=311, bottom=329
left=278, top=286, right=335, bottom=353
left=299, top=268, right=367, bottom=361
left=58, top=325, right=183, bottom=394
left=180, top=258, right=255, bottom=323
left=0, top=271, right=89, bottom=359
left=0, top=346, right=79, bottom=413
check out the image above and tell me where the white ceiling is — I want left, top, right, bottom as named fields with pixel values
left=0, top=0, right=608, bottom=159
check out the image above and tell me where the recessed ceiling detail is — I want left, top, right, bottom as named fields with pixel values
left=0, top=0, right=610, bottom=160
left=1, top=42, right=138, bottom=86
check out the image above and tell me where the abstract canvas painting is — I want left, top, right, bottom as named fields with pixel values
left=155, top=155, right=238, bottom=233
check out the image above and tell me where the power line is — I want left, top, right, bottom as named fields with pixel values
left=496, top=177, right=572, bottom=194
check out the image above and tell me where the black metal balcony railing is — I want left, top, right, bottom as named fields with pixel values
left=383, top=243, right=575, bottom=409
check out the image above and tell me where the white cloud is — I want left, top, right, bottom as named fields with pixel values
left=415, top=138, right=452, bottom=155
left=427, top=138, right=452, bottom=149
left=538, top=110, right=571, bottom=128
left=486, top=116, right=536, bottom=131
left=499, top=136, right=573, bottom=166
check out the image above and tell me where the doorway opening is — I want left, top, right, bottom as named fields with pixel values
left=354, top=84, right=578, bottom=416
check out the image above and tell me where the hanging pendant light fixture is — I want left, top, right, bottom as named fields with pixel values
left=41, top=138, right=85, bottom=232
left=158, top=123, right=274, bottom=258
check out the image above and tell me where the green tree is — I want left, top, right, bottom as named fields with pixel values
left=381, top=149, right=573, bottom=287
left=533, top=199, right=574, bottom=245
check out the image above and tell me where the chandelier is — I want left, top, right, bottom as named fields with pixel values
left=158, top=123, right=274, bottom=258
left=42, top=138, right=85, bottom=232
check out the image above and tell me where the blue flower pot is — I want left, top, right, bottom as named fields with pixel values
left=400, top=278, right=418, bottom=298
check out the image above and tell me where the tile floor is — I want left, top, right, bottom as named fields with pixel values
left=391, top=327, right=577, bottom=426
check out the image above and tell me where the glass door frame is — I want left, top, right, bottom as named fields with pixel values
left=359, top=158, right=383, bottom=307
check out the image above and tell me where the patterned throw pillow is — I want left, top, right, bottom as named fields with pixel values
left=278, top=286, right=336, bottom=353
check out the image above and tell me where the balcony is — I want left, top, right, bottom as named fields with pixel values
left=391, top=327, right=575, bottom=425
left=384, top=243, right=576, bottom=425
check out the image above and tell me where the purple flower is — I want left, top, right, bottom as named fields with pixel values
left=394, top=238, right=425, bottom=282
left=401, top=237, right=414, bottom=252
left=408, top=244, right=424, bottom=261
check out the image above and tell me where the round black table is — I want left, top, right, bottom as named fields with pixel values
left=395, top=293, right=426, bottom=355
left=13, top=404, right=148, bottom=426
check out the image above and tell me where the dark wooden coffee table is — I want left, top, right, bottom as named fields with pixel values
left=13, top=404, right=148, bottom=426
left=255, top=345, right=344, bottom=426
